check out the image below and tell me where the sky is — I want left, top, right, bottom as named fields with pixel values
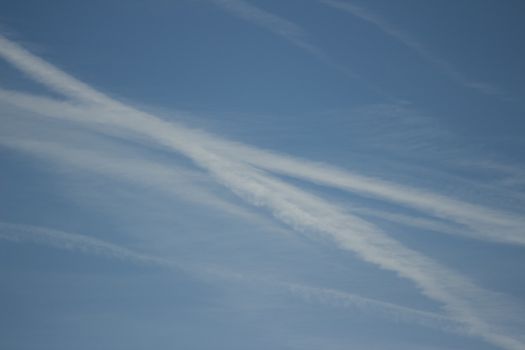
left=0, top=1, right=524, bottom=349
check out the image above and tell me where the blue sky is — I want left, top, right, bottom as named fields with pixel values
left=1, top=1, right=525, bottom=349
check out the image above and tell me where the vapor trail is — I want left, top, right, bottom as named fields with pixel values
left=319, top=0, right=504, bottom=96
left=0, top=221, right=458, bottom=332
left=2, top=87, right=523, bottom=246
left=1, top=35, right=524, bottom=349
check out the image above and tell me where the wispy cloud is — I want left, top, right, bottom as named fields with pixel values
left=2, top=87, right=523, bottom=247
left=0, top=136, right=261, bottom=223
left=209, top=266, right=463, bottom=332
left=319, top=0, right=504, bottom=96
left=0, top=35, right=113, bottom=104
left=0, top=222, right=171, bottom=266
left=284, top=282, right=460, bottom=332
left=0, top=221, right=459, bottom=333
left=208, top=0, right=392, bottom=97
left=221, top=145, right=525, bottom=246
left=209, top=0, right=328, bottom=60
left=1, top=34, right=524, bottom=349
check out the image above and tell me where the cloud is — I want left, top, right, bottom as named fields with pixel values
left=0, top=222, right=171, bottom=266
left=284, top=282, right=460, bottom=332
left=197, top=137, right=525, bottom=246
left=1, top=34, right=524, bottom=349
left=319, top=0, right=504, bottom=96
left=209, top=0, right=325, bottom=58
left=0, top=221, right=460, bottom=333
left=0, top=35, right=113, bottom=104
left=2, top=87, right=523, bottom=247
left=209, top=266, right=464, bottom=333
left=0, top=136, right=262, bottom=223
left=208, top=0, right=392, bottom=97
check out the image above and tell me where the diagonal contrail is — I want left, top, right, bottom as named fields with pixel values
left=2, top=87, right=523, bottom=247
left=0, top=34, right=524, bottom=350
left=0, top=221, right=459, bottom=332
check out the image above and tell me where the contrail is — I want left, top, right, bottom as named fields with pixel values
left=209, top=0, right=335, bottom=64
left=319, top=0, right=504, bottom=96
left=0, top=35, right=113, bottom=105
left=0, top=34, right=524, bottom=349
left=2, top=87, right=523, bottom=247
left=0, top=222, right=171, bottom=266
left=208, top=0, right=392, bottom=98
left=0, top=136, right=265, bottom=224
left=0, top=221, right=459, bottom=332
left=209, top=141, right=525, bottom=246
left=283, top=282, right=460, bottom=332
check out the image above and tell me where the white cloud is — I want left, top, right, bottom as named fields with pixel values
left=319, top=0, right=504, bottom=96
left=209, top=0, right=325, bottom=58
left=0, top=136, right=260, bottom=222
left=1, top=34, right=524, bottom=350
left=0, top=222, right=171, bottom=266
left=284, top=282, right=460, bottom=332
left=2, top=87, right=523, bottom=246
left=1, top=221, right=460, bottom=333
left=208, top=0, right=392, bottom=96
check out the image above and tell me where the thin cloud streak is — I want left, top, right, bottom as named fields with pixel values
left=0, top=222, right=171, bottom=266
left=205, top=141, right=525, bottom=246
left=0, top=136, right=262, bottom=224
left=0, top=35, right=524, bottom=349
left=208, top=0, right=392, bottom=97
left=209, top=266, right=462, bottom=332
left=319, top=0, right=504, bottom=96
left=346, top=206, right=480, bottom=239
left=3, top=91, right=520, bottom=350
left=0, top=35, right=113, bottom=105
left=209, top=0, right=327, bottom=58
left=2, top=88, right=523, bottom=247
left=0, top=221, right=459, bottom=333
left=285, top=283, right=460, bottom=332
